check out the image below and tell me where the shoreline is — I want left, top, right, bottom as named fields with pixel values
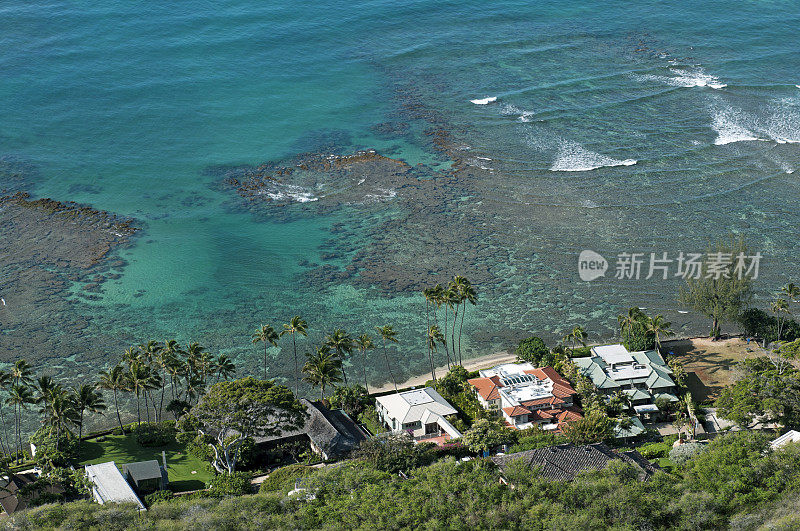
left=369, top=335, right=740, bottom=395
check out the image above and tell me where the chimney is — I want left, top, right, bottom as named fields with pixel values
left=162, top=451, right=167, bottom=469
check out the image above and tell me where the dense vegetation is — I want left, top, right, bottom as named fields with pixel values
left=9, top=431, right=800, bottom=530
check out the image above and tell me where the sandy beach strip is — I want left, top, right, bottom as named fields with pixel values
left=370, top=349, right=517, bottom=394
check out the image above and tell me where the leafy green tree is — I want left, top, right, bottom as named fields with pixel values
left=679, top=237, right=754, bottom=340
left=190, top=377, right=306, bottom=474
left=280, top=316, right=308, bottom=397
left=353, top=434, right=436, bottom=473
left=561, top=410, right=613, bottom=445
left=515, top=336, right=550, bottom=365
left=462, top=418, right=517, bottom=454
left=328, top=385, right=371, bottom=418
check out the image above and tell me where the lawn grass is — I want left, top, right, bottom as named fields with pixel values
left=656, top=457, right=676, bottom=471
left=77, top=434, right=212, bottom=492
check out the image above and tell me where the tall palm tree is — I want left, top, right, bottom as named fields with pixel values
left=127, top=360, right=150, bottom=426
left=647, top=315, right=673, bottom=352
left=325, top=329, right=354, bottom=387
left=72, top=384, right=106, bottom=457
left=138, top=340, right=162, bottom=366
left=8, top=360, right=32, bottom=463
left=448, top=278, right=467, bottom=365
left=426, top=325, right=446, bottom=382
left=252, top=324, right=279, bottom=380
left=0, top=370, right=12, bottom=456
left=215, top=354, right=236, bottom=381
left=157, top=340, right=181, bottom=421
left=302, top=347, right=343, bottom=400
left=40, top=387, right=79, bottom=452
left=376, top=325, right=399, bottom=393
left=457, top=279, right=476, bottom=365
left=280, top=316, right=308, bottom=397
left=440, top=287, right=454, bottom=370
left=617, top=307, right=646, bottom=337
left=772, top=296, right=791, bottom=342
left=782, top=282, right=800, bottom=304
left=354, top=334, right=375, bottom=393
left=6, top=384, right=33, bottom=463
left=98, top=365, right=129, bottom=433
left=562, top=326, right=588, bottom=357
left=34, top=375, right=57, bottom=408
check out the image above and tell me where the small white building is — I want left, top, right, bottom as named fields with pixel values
left=375, top=387, right=462, bottom=442
left=85, top=461, right=146, bottom=511
left=771, top=430, right=800, bottom=450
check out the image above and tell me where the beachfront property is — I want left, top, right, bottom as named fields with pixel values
left=375, top=387, right=462, bottom=444
left=467, top=362, right=582, bottom=431
left=573, top=344, right=678, bottom=417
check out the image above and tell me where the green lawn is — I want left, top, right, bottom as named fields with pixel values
left=78, top=434, right=212, bottom=492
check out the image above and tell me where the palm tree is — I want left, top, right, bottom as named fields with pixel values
left=215, top=354, right=236, bottom=381
left=156, top=340, right=181, bottom=421
left=127, top=360, right=150, bottom=426
left=562, top=326, right=588, bottom=357
left=252, top=324, right=279, bottom=380
left=782, top=282, right=800, bottom=304
left=647, top=315, right=673, bottom=352
left=8, top=360, right=32, bottom=463
left=325, top=329, right=354, bottom=387
left=6, top=384, right=33, bottom=463
left=302, top=347, right=343, bottom=400
left=34, top=375, right=57, bottom=407
left=138, top=340, right=162, bottom=365
left=376, top=325, right=399, bottom=393
left=280, top=316, right=308, bottom=397
left=40, top=387, right=80, bottom=452
left=426, top=325, right=446, bottom=382
left=448, top=278, right=467, bottom=365
left=617, top=307, right=646, bottom=337
left=772, top=296, right=791, bottom=342
left=72, top=384, right=106, bottom=457
left=440, top=287, right=454, bottom=370
left=457, top=279, right=476, bottom=365
left=354, top=334, right=375, bottom=393
left=98, top=365, right=129, bottom=433
left=0, top=370, right=12, bottom=456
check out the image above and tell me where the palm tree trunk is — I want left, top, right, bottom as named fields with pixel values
left=263, top=343, right=268, bottom=380
left=362, top=348, right=369, bottom=393
left=0, top=406, right=11, bottom=456
left=443, top=308, right=451, bottom=370
left=159, top=370, right=167, bottom=422
left=136, top=389, right=141, bottom=427
left=113, top=389, right=124, bottom=432
left=383, top=341, right=398, bottom=393
left=458, top=305, right=466, bottom=365
left=340, top=349, right=349, bottom=387
left=292, top=334, right=299, bottom=397
left=451, top=305, right=459, bottom=365
left=77, top=410, right=84, bottom=458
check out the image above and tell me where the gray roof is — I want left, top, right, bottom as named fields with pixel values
left=576, top=345, right=675, bottom=394
left=122, top=460, right=163, bottom=482
left=255, top=399, right=368, bottom=458
left=492, top=443, right=657, bottom=482
left=85, top=462, right=145, bottom=511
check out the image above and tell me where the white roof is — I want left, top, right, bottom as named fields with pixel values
left=771, top=430, right=800, bottom=450
left=479, top=362, right=536, bottom=379
left=376, top=387, right=457, bottom=424
left=85, top=462, right=145, bottom=511
left=480, top=362, right=555, bottom=407
left=592, top=344, right=635, bottom=365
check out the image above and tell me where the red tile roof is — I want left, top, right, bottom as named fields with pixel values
left=467, top=376, right=503, bottom=401
left=502, top=405, right=531, bottom=417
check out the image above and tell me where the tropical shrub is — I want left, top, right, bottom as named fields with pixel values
left=354, top=434, right=438, bottom=473
left=135, top=421, right=177, bottom=447
left=328, top=385, right=371, bottom=418
left=461, top=418, right=518, bottom=454
left=637, top=441, right=672, bottom=459
left=144, top=490, right=173, bottom=506
left=30, top=427, right=78, bottom=467
left=207, top=471, right=252, bottom=497
left=669, top=441, right=707, bottom=465
left=258, top=464, right=316, bottom=493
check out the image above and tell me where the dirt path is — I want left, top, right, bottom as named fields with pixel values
left=371, top=350, right=516, bottom=393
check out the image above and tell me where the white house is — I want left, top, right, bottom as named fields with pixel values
left=85, top=461, right=146, bottom=511
left=771, top=430, right=800, bottom=450
left=375, top=387, right=462, bottom=443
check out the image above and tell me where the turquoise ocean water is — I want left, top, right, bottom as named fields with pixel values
left=2, top=1, right=800, bottom=390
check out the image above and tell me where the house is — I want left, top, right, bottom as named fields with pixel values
left=122, top=457, right=168, bottom=495
left=255, top=399, right=368, bottom=460
left=0, top=472, right=65, bottom=515
left=375, top=387, right=462, bottom=444
left=85, top=461, right=146, bottom=511
left=771, top=430, right=800, bottom=450
left=468, top=363, right=582, bottom=431
left=573, top=344, right=678, bottom=416
left=491, top=442, right=659, bottom=482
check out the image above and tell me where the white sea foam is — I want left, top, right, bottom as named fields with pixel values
left=710, top=105, right=762, bottom=145
left=363, top=188, right=397, bottom=203
left=550, top=141, right=637, bottom=172
left=471, top=96, right=497, bottom=105
left=259, top=184, right=319, bottom=203
left=631, top=66, right=726, bottom=90
left=500, top=103, right=535, bottom=122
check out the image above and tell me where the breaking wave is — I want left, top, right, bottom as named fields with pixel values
left=550, top=141, right=637, bottom=172
left=632, top=66, right=726, bottom=89
left=471, top=96, right=497, bottom=105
